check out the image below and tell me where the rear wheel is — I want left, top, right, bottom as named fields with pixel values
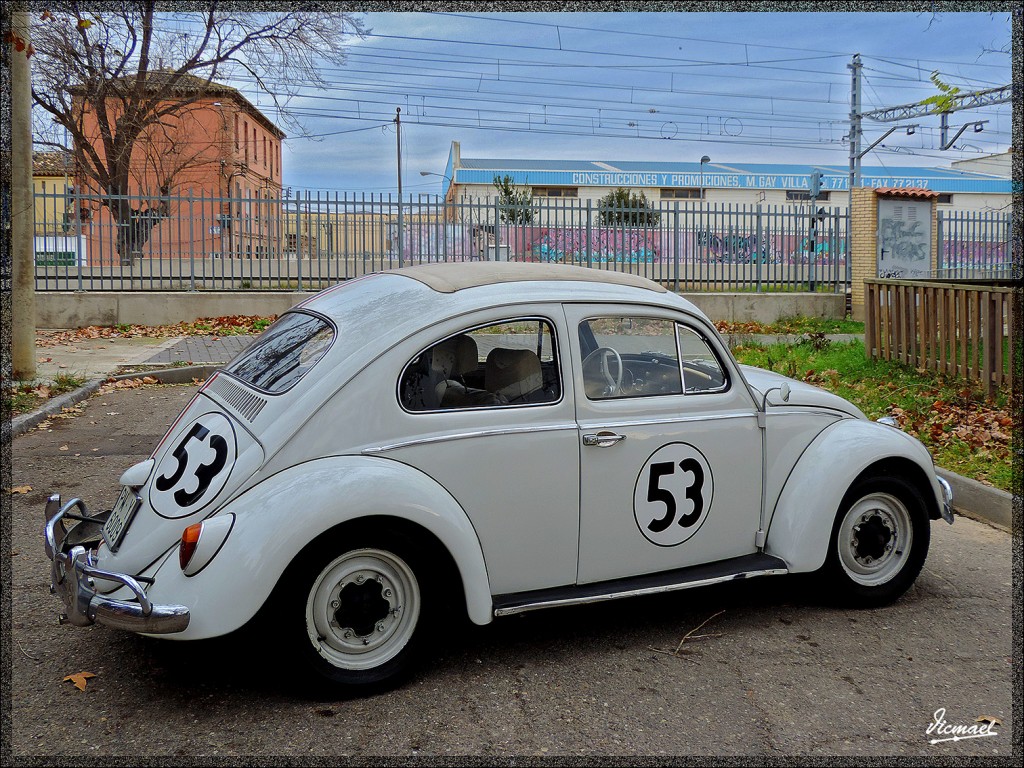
left=290, top=533, right=430, bottom=693
left=821, top=476, right=930, bottom=607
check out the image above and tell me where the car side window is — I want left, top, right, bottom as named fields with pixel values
left=676, top=325, right=729, bottom=393
left=579, top=318, right=682, bottom=400
left=399, top=319, right=561, bottom=411
left=578, top=317, right=729, bottom=400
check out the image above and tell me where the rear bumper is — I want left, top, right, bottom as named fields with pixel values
left=43, top=495, right=190, bottom=634
left=936, top=476, right=955, bottom=524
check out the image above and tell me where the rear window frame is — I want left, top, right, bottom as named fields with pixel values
left=221, top=309, right=336, bottom=395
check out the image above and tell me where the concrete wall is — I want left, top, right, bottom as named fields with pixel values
left=35, top=289, right=846, bottom=329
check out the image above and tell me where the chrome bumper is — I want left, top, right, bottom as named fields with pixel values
left=43, top=494, right=190, bottom=634
left=937, top=476, right=955, bottom=524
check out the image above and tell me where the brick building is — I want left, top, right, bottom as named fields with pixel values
left=73, top=73, right=285, bottom=264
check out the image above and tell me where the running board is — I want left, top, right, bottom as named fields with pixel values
left=493, top=553, right=788, bottom=617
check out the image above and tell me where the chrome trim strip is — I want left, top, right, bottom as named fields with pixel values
left=493, top=568, right=789, bottom=617
left=576, top=412, right=755, bottom=430
left=363, top=423, right=578, bottom=454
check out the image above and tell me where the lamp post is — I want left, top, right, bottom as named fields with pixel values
left=699, top=155, right=711, bottom=201
left=419, top=171, right=453, bottom=201
left=419, top=171, right=454, bottom=261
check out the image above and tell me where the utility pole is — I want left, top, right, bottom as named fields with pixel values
left=10, top=7, right=35, bottom=381
left=847, top=53, right=862, bottom=214
left=394, top=107, right=403, bottom=267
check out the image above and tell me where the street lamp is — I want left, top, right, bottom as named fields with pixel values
left=420, top=170, right=455, bottom=228
left=419, top=171, right=455, bottom=259
left=699, top=155, right=711, bottom=200
left=419, top=171, right=453, bottom=197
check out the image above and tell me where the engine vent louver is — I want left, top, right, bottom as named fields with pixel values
left=209, top=377, right=267, bottom=422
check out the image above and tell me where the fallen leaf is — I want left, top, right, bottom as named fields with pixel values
left=12, top=486, right=32, bottom=494
left=59, top=445, right=69, bottom=451
left=63, top=671, right=96, bottom=691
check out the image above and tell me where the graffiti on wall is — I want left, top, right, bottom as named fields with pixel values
left=940, top=240, right=1011, bottom=270
left=398, top=223, right=848, bottom=268
left=693, top=230, right=846, bottom=266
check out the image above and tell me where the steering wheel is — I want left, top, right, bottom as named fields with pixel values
left=582, top=346, right=623, bottom=397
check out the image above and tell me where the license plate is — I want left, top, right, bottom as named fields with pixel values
left=103, top=486, right=141, bottom=552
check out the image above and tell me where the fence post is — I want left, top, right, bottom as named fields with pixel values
left=672, top=202, right=679, bottom=291
left=74, top=186, right=85, bottom=291
left=936, top=210, right=944, bottom=276
left=493, top=196, right=501, bottom=259
left=586, top=199, right=593, bottom=269
left=188, top=192, right=196, bottom=291
left=755, top=204, right=763, bottom=292
left=297, top=191, right=304, bottom=291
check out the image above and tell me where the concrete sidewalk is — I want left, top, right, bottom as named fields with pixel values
left=9, top=330, right=1013, bottom=531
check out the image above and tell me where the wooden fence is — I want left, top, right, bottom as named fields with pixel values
left=864, top=279, right=1016, bottom=395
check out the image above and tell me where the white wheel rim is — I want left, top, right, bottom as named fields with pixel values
left=305, top=548, right=420, bottom=671
left=837, top=493, right=913, bottom=587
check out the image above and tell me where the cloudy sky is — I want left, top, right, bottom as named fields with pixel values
left=241, top=9, right=1013, bottom=195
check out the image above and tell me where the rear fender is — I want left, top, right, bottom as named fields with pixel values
left=765, top=419, right=941, bottom=573
left=142, top=455, right=492, bottom=639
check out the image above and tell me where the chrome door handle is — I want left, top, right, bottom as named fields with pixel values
left=582, top=431, right=627, bottom=448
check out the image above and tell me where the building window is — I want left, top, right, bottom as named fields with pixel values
left=234, top=115, right=239, bottom=150
left=263, top=136, right=267, bottom=167
left=532, top=186, right=578, bottom=198
left=660, top=188, right=702, bottom=199
left=243, top=120, right=248, bottom=163
left=786, top=190, right=830, bottom=201
left=936, top=193, right=953, bottom=204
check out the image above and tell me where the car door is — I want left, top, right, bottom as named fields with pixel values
left=564, top=304, right=763, bottom=585
left=380, top=311, right=580, bottom=596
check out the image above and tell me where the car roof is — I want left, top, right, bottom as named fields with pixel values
left=392, top=262, right=668, bottom=294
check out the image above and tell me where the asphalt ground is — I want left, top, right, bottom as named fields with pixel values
left=7, top=380, right=1017, bottom=758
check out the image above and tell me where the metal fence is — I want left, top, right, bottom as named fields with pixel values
left=936, top=209, right=1017, bottom=281
left=32, top=189, right=850, bottom=292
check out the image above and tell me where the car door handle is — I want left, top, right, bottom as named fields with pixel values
left=582, top=431, right=627, bottom=448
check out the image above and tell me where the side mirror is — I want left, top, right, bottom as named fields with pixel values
left=761, top=382, right=792, bottom=412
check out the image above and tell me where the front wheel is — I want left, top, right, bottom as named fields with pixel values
left=820, top=476, right=930, bottom=608
left=291, top=535, right=429, bottom=693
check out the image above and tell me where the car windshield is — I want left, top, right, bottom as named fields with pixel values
left=224, top=312, right=334, bottom=393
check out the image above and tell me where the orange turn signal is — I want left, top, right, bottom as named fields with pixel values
left=179, top=523, right=203, bottom=571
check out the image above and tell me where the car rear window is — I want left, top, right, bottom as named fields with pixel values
left=224, top=312, right=334, bottom=393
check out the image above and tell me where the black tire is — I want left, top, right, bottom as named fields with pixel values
left=285, top=530, right=432, bottom=695
left=819, top=475, right=930, bottom=608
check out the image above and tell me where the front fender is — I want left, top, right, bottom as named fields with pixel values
left=765, top=418, right=941, bottom=573
left=143, top=455, right=493, bottom=639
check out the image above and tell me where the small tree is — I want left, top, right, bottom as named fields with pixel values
left=493, top=175, right=533, bottom=223
left=598, top=187, right=660, bottom=226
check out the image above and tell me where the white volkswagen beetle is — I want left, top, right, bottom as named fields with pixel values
left=44, top=262, right=954, bottom=693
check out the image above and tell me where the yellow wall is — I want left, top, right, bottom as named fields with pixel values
left=33, top=174, right=72, bottom=235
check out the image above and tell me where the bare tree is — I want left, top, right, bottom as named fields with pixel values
left=30, top=2, right=366, bottom=263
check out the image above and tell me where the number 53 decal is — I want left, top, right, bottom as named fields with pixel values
left=633, top=443, right=714, bottom=546
left=150, top=413, right=236, bottom=518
